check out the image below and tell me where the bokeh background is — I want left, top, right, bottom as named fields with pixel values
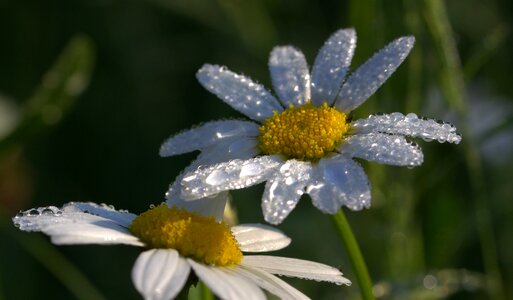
left=1, top=0, right=512, bottom=299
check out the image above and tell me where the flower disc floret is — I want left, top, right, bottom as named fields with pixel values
left=258, top=103, right=349, bottom=160
left=129, top=205, right=242, bottom=266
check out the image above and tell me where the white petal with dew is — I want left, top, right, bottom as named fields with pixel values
left=232, top=265, right=309, bottom=300
left=269, top=46, right=310, bottom=107
left=13, top=203, right=143, bottom=246
left=232, top=224, right=291, bottom=252
left=132, top=249, right=191, bottom=300
left=340, top=133, right=424, bottom=167
left=165, top=136, right=260, bottom=198
left=165, top=137, right=259, bottom=220
left=197, top=64, right=283, bottom=122
left=181, top=156, right=283, bottom=200
left=261, top=160, right=313, bottom=225
left=307, top=155, right=371, bottom=212
left=194, top=136, right=260, bottom=166
left=351, top=112, right=461, bottom=144
left=72, top=202, right=136, bottom=227
left=188, top=259, right=266, bottom=300
left=335, top=36, right=415, bottom=113
left=159, top=120, right=260, bottom=157
left=242, top=256, right=351, bottom=285
left=311, top=28, right=356, bottom=106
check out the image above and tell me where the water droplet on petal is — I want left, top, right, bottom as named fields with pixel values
left=28, top=209, right=40, bottom=216
left=41, top=208, right=54, bottom=215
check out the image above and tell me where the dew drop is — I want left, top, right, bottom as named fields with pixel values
left=41, top=208, right=54, bottom=215
left=405, top=113, right=418, bottom=122
left=28, top=209, right=40, bottom=216
left=205, top=169, right=230, bottom=185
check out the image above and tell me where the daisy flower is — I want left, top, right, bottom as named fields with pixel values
left=160, top=28, right=461, bottom=225
left=13, top=200, right=350, bottom=300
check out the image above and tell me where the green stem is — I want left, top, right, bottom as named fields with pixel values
left=199, top=281, right=214, bottom=300
left=331, top=209, right=375, bottom=300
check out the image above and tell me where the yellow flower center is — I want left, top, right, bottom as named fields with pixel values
left=258, top=103, right=349, bottom=160
left=129, top=205, right=242, bottom=266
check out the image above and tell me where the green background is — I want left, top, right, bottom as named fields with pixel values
left=1, top=0, right=512, bottom=299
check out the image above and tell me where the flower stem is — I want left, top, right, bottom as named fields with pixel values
left=331, top=209, right=375, bottom=300
left=199, top=281, right=214, bottom=300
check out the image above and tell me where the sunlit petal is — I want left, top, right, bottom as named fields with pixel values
left=13, top=203, right=143, bottom=246
left=311, top=28, right=356, bottom=106
left=232, top=224, right=291, bottom=252
left=159, top=120, right=260, bottom=157
left=233, top=265, right=309, bottom=300
left=307, top=155, right=371, bottom=212
left=340, top=133, right=424, bottom=166
left=132, top=249, right=191, bottom=300
left=197, top=64, right=283, bottom=122
left=188, top=259, right=265, bottom=300
left=242, top=255, right=351, bottom=285
left=351, top=112, right=461, bottom=144
left=335, top=36, right=415, bottom=113
left=269, top=46, right=310, bottom=107
left=181, top=156, right=283, bottom=200
left=261, top=160, right=313, bottom=224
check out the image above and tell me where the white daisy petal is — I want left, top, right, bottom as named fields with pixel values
left=69, top=202, right=136, bottom=227
left=234, top=265, right=309, bottom=300
left=132, top=249, right=191, bottom=300
left=261, top=160, right=313, bottom=225
left=168, top=192, right=230, bottom=222
left=13, top=203, right=143, bottom=246
left=340, top=133, right=424, bottom=166
left=311, top=28, right=356, bottom=106
left=269, top=46, right=310, bottom=107
left=194, top=136, right=260, bottom=165
left=159, top=120, right=260, bottom=157
left=166, top=137, right=259, bottom=219
left=242, top=256, right=351, bottom=285
left=232, top=224, right=291, bottom=252
left=335, top=36, right=415, bottom=113
left=307, top=155, right=371, bottom=212
left=351, top=112, right=462, bottom=143
left=188, top=259, right=266, bottom=300
left=197, top=64, right=283, bottom=122
left=181, top=156, right=283, bottom=200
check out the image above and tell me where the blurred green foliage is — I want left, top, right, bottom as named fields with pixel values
left=1, top=0, right=512, bottom=299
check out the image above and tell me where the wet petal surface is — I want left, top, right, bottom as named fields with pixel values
left=159, top=120, right=260, bottom=157
left=13, top=203, right=142, bottom=246
left=335, top=36, right=415, bottom=113
left=261, top=160, right=313, bottom=224
left=181, top=156, right=283, bottom=200
left=269, top=46, right=310, bottom=107
left=197, top=64, right=283, bottom=122
left=351, top=112, right=461, bottom=143
left=311, top=28, right=356, bottom=106
left=307, top=155, right=371, bottom=212
left=340, top=133, right=424, bottom=167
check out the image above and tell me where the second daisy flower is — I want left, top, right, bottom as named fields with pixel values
left=160, top=28, right=461, bottom=225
